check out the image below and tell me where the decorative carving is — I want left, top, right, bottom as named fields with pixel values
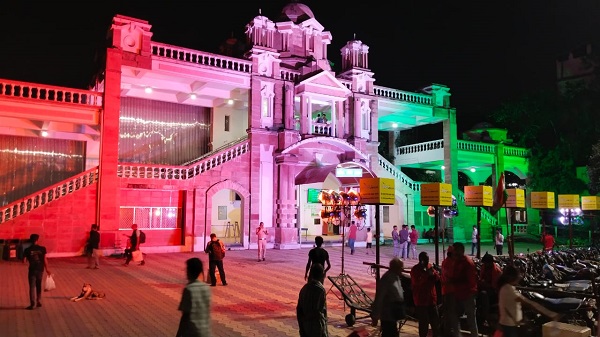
left=257, top=53, right=275, bottom=77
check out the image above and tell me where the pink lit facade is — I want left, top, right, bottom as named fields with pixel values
left=0, top=3, right=531, bottom=256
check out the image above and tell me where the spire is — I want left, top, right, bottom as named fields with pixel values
left=259, top=8, right=262, bottom=15
left=353, top=33, right=356, bottom=40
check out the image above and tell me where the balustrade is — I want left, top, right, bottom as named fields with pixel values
left=118, top=139, right=250, bottom=180
left=0, top=79, right=102, bottom=106
left=151, top=42, right=252, bottom=73
left=0, top=168, right=98, bottom=224
left=373, top=86, right=432, bottom=105
left=377, top=155, right=421, bottom=191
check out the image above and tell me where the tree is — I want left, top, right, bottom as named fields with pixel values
left=589, top=140, right=600, bottom=195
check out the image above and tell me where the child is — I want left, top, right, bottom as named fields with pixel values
left=366, top=228, right=374, bottom=254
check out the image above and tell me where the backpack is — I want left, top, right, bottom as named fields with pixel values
left=210, top=240, right=226, bottom=260
left=138, top=230, right=146, bottom=244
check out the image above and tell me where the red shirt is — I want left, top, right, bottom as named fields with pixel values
left=409, top=230, right=419, bottom=244
left=447, top=255, right=478, bottom=300
left=410, top=262, right=440, bottom=306
left=479, top=262, right=502, bottom=292
left=441, top=257, right=455, bottom=295
left=542, top=235, right=555, bottom=251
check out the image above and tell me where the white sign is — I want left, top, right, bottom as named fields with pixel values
left=335, top=167, right=363, bottom=178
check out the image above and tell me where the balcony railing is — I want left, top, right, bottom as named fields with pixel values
left=373, top=86, right=432, bottom=105
left=0, top=79, right=103, bottom=106
left=378, top=155, right=421, bottom=192
left=0, top=168, right=99, bottom=224
left=397, top=139, right=528, bottom=158
left=151, top=42, right=252, bottom=73
left=118, top=138, right=250, bottom=180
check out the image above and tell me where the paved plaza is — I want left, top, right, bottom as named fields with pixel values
left=0, top=240, right=543, bottom=337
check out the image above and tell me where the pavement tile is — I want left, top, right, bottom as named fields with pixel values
left=0, top=241, right=540, bottom=336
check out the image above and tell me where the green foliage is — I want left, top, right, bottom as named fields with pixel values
left=589, top=140, right=600, bottom=195
left=491, top=86, right=600, bottom=195
left=527, top=141, right=587, bottom=193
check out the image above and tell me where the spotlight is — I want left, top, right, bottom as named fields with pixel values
left=144, top=87, right=153, bottom=94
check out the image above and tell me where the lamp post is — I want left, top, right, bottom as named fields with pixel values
left=559, top=207, right=582, bottom=248
left=319, top=189, right=365, bottom=275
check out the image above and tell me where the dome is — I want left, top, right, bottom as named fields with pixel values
left=279, top=2, right=315, bottom=23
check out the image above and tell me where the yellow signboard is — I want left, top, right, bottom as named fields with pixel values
left=530, top=191, right=555, bottom=209
left=420, top=183, right=452, bottom=206
left=506, top=189, right=525, bottom=208
left=558, top=194, right=580, bottom=209
left=582, top=196, right=600, bottom=211
left=464, top=185, right=493, bottom=207
left=359, top=178, right=395, bottom=205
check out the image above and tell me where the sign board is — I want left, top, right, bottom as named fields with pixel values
left=420, top=183, right=452, bottom=206
left=464, top=185, right=493, bottom=206
left=335, top=167, right=363, bottom=178
left=359, top=178, right=395, bottom=205
left=582, top=196, right=600, bottom=211
left=506, top=189, right=525, bottom=208
left=530, top=191, right=555, bottom=209
left=558, top=194, right=580, bottom=209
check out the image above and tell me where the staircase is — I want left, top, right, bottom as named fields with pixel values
left=0, top=168, right=99, bottom=224
left=117, top=136, right=249, bottom=179
left=1, top=137, right=250, bottom=224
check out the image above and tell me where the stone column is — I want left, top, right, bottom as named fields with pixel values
left=274, top=156, right=299, bottom=249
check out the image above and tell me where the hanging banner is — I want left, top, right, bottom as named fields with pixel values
left=582, top=196, right=600, bottom=211
left=359, top=178, right=395, bottom=205
left=530, top=191, right=555, bottom=209
left=506, top=189, right=525, bottom=208
left=558, top=194, right=580, bottom=209
left=420, top=183, right=452, bottom=206
left=464, top=185, right=493, bottom=206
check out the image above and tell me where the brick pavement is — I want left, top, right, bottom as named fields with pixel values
left=0, top=241, right=542, bottom=337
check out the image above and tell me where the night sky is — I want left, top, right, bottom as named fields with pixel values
left=1, top=0, right=599, bottom=133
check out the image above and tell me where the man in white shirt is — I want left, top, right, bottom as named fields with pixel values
left=495, top=229, right=504, bottom=255
left=471, top=225, right=478, bottom=256
left=256, top=222, right=268, bottom=262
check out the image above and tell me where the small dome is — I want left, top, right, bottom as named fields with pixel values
left=279, top=2, right=315, bottom=23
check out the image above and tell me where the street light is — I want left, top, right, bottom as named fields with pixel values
left=559, top=207, right=582, bottom=248
left=319, top=189, right=365, bottom=275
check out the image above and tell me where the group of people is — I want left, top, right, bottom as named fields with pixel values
left=392, top=224, right=419, bottom=259
left=370, top=241, right=561, bottom=337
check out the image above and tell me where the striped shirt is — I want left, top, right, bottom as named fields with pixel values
left=178, top=280, right=211, bottom=337
left=297, top=280, right=328, bottom=337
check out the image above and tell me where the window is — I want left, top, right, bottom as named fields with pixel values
left=224, top=115, right=230, bottom=132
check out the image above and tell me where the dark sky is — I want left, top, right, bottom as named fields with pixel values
left=1, top=0, right=599, bottom=132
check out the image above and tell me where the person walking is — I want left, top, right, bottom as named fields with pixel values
left=410, top=251, right=440, bottom=337
left=371, top=258, right=405, bottom=337
left=205, top=233, right=227, bottom=286
left=23, top=234, right=51, bottom=310
left=297, top=263, right=328, bottom=337
left=305, top=236, right=331, bottom=281
left=123, top=224, right=145, bottom=266
left=176, top=257, right=211, bottom=337
left=86, top=224, right=100, bottom=269
left=366, top=227, right=374, bottom=254
left=392, top=226, right=400, bottom=258
left=399, top=225, right=409, bottom=259
left=495, top=229, right=504, bottom=255
left=497, top=265, right=559, bottom=337
left=445, top=242, right=478, bottom=337
left=471, top=225, right=478, bottom=256
left=256, top=221, right=268, bottom=262
left=347, top=221, right=357, bottom=255
left=409, top=225, right=419, bottom=259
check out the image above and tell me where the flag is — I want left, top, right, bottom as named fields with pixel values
left=490, top=172, right=508, bottom=215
